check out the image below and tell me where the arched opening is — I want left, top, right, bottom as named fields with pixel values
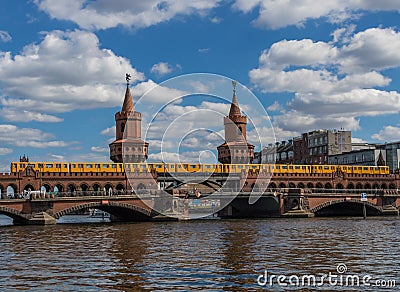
left=389, top=183, right=396, bottom=190
left=80, top=184, right=89, bottom=193
left=307, top=182, right=314, bottom=189
left=251, top=183, right=259, bottom=192
left=381, top=183, right=387, bottom=189
left=268, top=182, right=277, bottom=190
left=104, top=183, right=113, bottom=196
left=0, top=184, right=4, bottom=199
left=364, top=183, right=371, bottom=189
left=92, top=183, right=101, bottom=195
left=347, top=183, right=354, bottom=189
left=6, top=185, right=16, bottom=198
left=336, top=183, right=344, bottom=190
left=324, top=183, right=332, bottom=189
left=67, top=184, right=76, bottom=194
left=356, top=183, right=363, bottom=190
left=42, top=184, right=51, bottom=192
left=297, top=182, right=305, bottom=188
left=116, top=183, right=124, bottom=194
left=55, top=183, right=64, bottom=193
left=372, top=183, right=380, bottom=190
left=121, top=122, right=125, bottom=134
left=278, top=182, right=286, bottom=188
left=316, top=182, right=323, bottom=189
left=288, top=182, right=296, bottom=188
left=24, top=184, right=35, bottom=192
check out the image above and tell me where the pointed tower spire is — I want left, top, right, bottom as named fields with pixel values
left=229, top=80, right=241, bottom=117
left=121, top=73, right=134, bottom=112
left=377, top=150, right=386, bottom=166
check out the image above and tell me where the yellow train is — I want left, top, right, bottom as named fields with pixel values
left=10, top=161, right=390, bottom=175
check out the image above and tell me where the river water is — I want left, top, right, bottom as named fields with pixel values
left=0, top=215, right=398, bottom=291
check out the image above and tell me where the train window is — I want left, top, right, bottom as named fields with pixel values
left=288, top=166, right=293, bottom=169
left=72, top=164, right=76, bottom=168
left=95, top=164, right=100, bottom=168
left=318, top=166, right=322, bottom=170
left=78, top=164, right=83, bottom=168
left=301, top=166, right=306, bottom=170
left=38, top=164, right=43, bottom=168
left=324, top=166, right=329, bottom=170
left=276, top=166, right=280, bottom=169
left=363, top=167, right=368, bottom=170
left=156, top=165, right=162, bottom=168
left=206, top=165, right=211, bottom=168
left=19, top=164, right=24, bottom=168
left=56, top=164, right=61, bottom=168
left=251, top=165, right=257, bottom=169
left=238, top=165, right=243, bottom=169
left=64, top=164, right=67, bottom=168
left=112, top=164, right=117, bottom=168
left=282, top=166, right=288, bottom=169
left=87, top=164, right=92, bottom=168
left=46, top=164, right=53, bottom=168
left=102, top=164, right=109, bottom=168
left=190, top=165, right=196, bottom=168
left=295, top=166, right=300, bottom=169
left=358, top=167, right=362, bottom=170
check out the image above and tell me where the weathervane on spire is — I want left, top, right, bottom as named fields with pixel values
left=232, top=80, right=237, bottom=95
left=125, top=73, right=131, bottom=85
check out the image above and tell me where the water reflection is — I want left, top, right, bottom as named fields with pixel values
left=0, top=215, right=398, bottom=291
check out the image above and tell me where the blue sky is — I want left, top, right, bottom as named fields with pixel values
left=1, top=1, right=400, bottom=170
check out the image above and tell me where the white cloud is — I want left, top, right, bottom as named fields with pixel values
left=233, top=0, right=400, bottom=29
left=100, top=126, right=115, bottom=136
left=132, top=79, right=188, bottom=105
left=351, top=137, right=368, bottom=143
left=150, top=62, right=180, bottom=76
left=91, top=146, right=109, bottom=153
left=0, top=148, right=13, bottom=155
left=0, top=124, right=71, bottom=148
left=34, top=0, right=222, bottom=30
left=0, top=31, right=11, bottom=42
left=0, top=109, right=63, bottom=122
left=250, top=27, right=400, bottom=133
left=0, top=29, right=144, bottom=116
left=372, top=126, right=400, bottom=141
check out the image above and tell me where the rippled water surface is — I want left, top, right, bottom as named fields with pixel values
left=0, top=215, right=399, bottom=291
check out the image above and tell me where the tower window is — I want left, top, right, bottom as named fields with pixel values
left=238, top=126, right=242, bottom=135
left=121, top=122, right=125, bottom=133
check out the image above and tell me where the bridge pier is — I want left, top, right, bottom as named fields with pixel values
left=13, top=212, right=57, bottom=225
left=281, top=188, right=315, bottom=218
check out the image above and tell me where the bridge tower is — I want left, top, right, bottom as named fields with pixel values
left=217, top=81, right=254, bottom=164
left=109, top=74, right=149, bottom=163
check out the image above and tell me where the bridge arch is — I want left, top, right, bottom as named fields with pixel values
left=53, top=201, right=153, bottom=221
left=311, top=199, right=383, bottom=217
left=0, top=206, right=29, bottom=223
